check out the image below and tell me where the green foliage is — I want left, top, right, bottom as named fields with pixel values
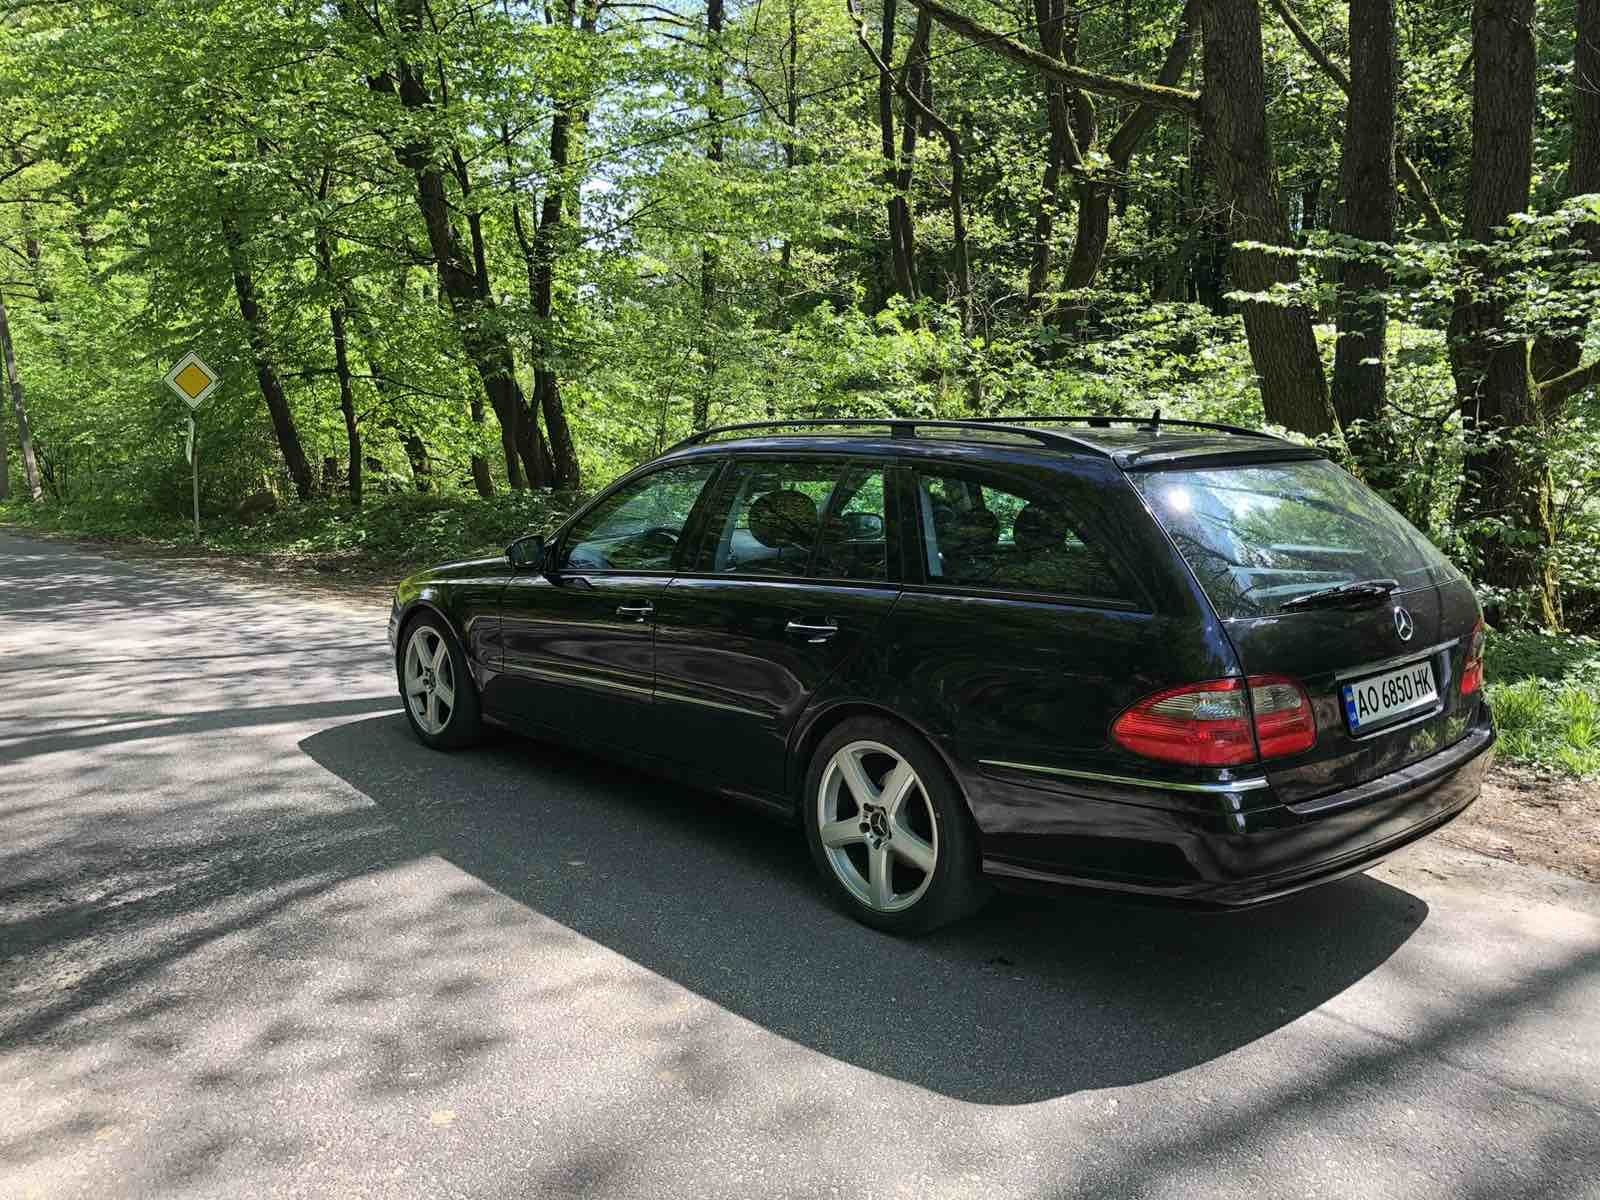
left=0, top=0, right=1595, bottom=635
left=0, top=489, right=581, bottom=572
left=1484, top=631, right=1600, bottom=775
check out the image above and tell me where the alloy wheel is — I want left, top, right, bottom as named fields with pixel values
left=403, top=625, right=457, bottom=736
left=816, top=739, right=939, bottom=913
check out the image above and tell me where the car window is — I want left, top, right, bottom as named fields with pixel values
left=1131, top=459, right=1462, bottom=617
left=559, top=461, right=718, bottom=573
left=701, top=459, right=889, bottom=581
left=913, top=468, right=1128, bottom=601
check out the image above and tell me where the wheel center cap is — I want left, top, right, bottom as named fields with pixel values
left=868, top=809, right=889, bottom=839
left=422, top=668, right=435, bottom=691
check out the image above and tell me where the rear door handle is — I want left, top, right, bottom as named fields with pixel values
left=786, top=619, right=839, bottom=643
left=617, top=602, right=654, bottom=622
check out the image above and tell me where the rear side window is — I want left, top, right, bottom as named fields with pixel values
left=696, top=459, right=890, bottom=581
left=1132, top=459, right=1461, bottom=618
left=911, top=468, right=1129, bottom=602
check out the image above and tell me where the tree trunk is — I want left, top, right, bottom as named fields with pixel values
left=905, top=14, right=972, bottom=330
left=779, top=0, right=802, bottom=278
left=330, top=303, right=361, bottom=507
left=402, top=429, right=433, bottom=493
left=221, top=212, right=315, bottom=501
left=1052, top=0, right=1197, bottom=323
left=695, top=0, right=726, bottom=433
left=876, top=0, right=919, bottom=303
left=317, top=230, right=362, bottom=506
left=1199, top=0, right=1337, bottom=436
left=1027, top=0, right=1076, bottom=304
left=1449, top=0, right=1558, bottom=626
left=1532, top=0, right=1600, bottom=398
left=368, top=0, right=558, bottom=496
left=1331, top=0, right=1397, bottom=483
left=508, top=0, right=590, bottom=490
left=1576, top=0, right=1600, bottom=200
left=0, top=290, right=41, bottom=501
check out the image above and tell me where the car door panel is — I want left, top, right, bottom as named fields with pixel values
left=492, top=459, right=720, bottom=754
left=496, top=572, right=667, bottom=749
left=653, top=578, right=901, bottom=796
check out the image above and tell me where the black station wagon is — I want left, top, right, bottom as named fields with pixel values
left=388, top=416, right=1495, bottom=933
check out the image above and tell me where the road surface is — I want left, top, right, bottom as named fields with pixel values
left=2, top=530, right=1598, bottom=1199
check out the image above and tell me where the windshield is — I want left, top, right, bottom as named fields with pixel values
left=1132, top=459, right=1460, bottom=618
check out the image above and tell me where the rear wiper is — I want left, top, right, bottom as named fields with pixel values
left=1278, top=577, right=1399, bottom=612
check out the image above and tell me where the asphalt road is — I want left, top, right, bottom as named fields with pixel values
left=3, top=530, right=1599, bottom=1200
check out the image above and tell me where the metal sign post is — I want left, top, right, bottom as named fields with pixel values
left=162, top=352, right=221, bottom=541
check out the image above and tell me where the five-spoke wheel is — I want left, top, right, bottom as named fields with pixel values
left=397, top=615, right=482, bottom=749
left=817, top=740, right=940, bottom=913
left=404, top=624, right=458, bottom=735
left=804, top=716, right=984, bottom=933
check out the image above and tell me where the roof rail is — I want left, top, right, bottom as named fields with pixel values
left=667, top=417, right=1112, bottom=456
left=985, top=413, right=1279, bottom=440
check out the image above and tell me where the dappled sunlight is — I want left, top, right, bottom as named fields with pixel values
left=4, top=534, right=1599, bottom=1198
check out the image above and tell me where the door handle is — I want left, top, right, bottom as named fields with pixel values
left=617, top=602, right=654, bottom=622
left=786, top=619, right=839, bottom=643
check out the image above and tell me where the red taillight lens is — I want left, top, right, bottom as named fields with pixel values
left=1461, top=619, right=1486, bottom=695
left=1247, top=675, right=1318, bottom=759
left=1112, top=676, right=1316, bottom=767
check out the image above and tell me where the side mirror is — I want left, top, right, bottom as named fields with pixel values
left=841, top=511, right=884, bottom=540
left=507, top=533, right=547, bottom=572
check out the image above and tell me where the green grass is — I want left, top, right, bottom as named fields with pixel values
left=1484, top=631, right=1600, bottom=776
left=0, top=489, right=583, bottom=577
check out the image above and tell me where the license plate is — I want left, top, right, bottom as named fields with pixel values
left=1342, top=659, right=1439, bottom=731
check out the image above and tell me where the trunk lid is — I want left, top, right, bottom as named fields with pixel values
left=1131, top=458, right=1486, bottom=803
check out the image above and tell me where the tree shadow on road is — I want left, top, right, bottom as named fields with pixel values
left=300, top=714, right=1430, bottom=1106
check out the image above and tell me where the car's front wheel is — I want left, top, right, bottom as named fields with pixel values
left=398, top=615, right=483, bottom=750
left=803, top=716, right=985, bottom=934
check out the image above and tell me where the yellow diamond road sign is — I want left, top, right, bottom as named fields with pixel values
left=164, top=351, right=220, bottom=410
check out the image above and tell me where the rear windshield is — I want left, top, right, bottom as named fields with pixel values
left=1132, top=459, right=1460, bottom=618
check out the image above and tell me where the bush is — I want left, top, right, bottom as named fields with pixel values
left=1484, top=631, right=1600, bottom=776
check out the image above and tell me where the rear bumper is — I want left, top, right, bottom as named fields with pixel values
left=974, top=713, right=1494, bottom=908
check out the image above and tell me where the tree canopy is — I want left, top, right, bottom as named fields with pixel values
left=1, top=0, right=1596, bottom=626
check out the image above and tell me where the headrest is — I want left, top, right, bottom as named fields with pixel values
left=1013, top=503, right=1068, bottom=552
left=749, top=489, right=818, bottom=550
left=936, top=506, right=999, bottom=552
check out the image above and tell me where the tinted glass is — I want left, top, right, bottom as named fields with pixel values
left=1132, top=459, right=1461, bottom=617
left=560, top=461, right=717, bottom=572
left=912, top=468, right=1127, bottom=601
left=700, top=459, right=889, bottom=580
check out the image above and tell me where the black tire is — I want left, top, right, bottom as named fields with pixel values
left=802, top=715, right=987, bottom=935
left=396, top=612, right=484, bottom=751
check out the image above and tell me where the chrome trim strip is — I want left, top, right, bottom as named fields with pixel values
left=1332, top=638, right=1459, bottom=683
left=652, top=688, right=767, bottom=718
left=513, top=665, right=652, bottom=698
left=978, top=760, right=1271, bottom=794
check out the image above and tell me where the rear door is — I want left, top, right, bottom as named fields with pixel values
left=652, top=455, right=903, bottom=798
left=1132, top=458, right=1484, bottom=804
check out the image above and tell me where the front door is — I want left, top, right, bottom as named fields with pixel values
left=497, top=459, right=720, bottom=753
left=652, top=456, right=904, bottom=798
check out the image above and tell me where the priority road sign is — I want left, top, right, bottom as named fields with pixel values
left=163, top=351, right=220, bottom=410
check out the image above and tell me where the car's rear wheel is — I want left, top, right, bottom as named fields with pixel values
left=803, top=716, right=985, bottom=934
left=399, top=615, right=482, bottom=750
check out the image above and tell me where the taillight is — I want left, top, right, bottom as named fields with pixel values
left=1111, top=676, right=1316, bottom=767
left=1461, top=619, right=1486, bottom=695
left=1247, top=675, right=1318, bottom=759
